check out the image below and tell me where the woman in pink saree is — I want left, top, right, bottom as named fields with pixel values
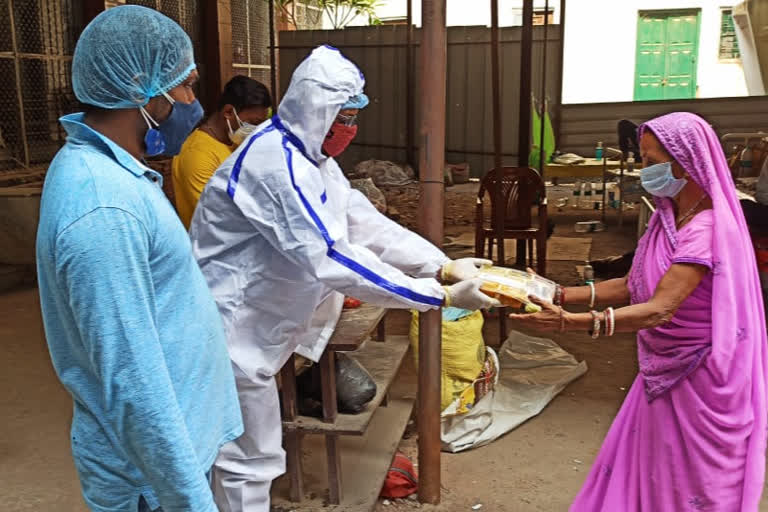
left=513, top=112, right=768, bottom=510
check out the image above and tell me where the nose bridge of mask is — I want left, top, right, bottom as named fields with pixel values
left=642, top=161, right=671, bottom=184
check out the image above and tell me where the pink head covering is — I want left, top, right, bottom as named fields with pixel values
left=639, top=112, right=767, bottom=504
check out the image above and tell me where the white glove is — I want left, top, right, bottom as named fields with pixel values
left=443, top=278, right=500, bottom=311
left=441, top=258, right=493, bottom=283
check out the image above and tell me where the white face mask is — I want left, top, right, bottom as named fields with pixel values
left=227, top=108, right=258, bottom=146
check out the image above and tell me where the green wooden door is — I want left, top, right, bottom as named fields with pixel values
left=634, top=10, right=700, bottom=101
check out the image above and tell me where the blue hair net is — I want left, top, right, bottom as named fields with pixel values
left=72, top=5, right=196, bottom=109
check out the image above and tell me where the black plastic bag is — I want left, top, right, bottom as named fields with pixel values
left=336, top=353, right=377, bottom=413
left=296, top=353, right=377, bottom=416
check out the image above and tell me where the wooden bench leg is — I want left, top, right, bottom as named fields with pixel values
left=285, top=431, right=304, bottom=502
left=280, top=355, right=304, bottom=502
left=319, top=349, right=338, bottom=423
left=280, top=355, right=298, bottom=421
left=326, top=434, right=343, bottom=505
left=376, top=315, right=386, bottom=342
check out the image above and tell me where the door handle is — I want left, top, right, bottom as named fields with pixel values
left=661, top=78, right=668, bottom=86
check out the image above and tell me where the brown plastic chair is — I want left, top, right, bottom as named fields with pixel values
left=475, top=167, right=548, bottom=336
left=475, top=166, right=548, bottom=275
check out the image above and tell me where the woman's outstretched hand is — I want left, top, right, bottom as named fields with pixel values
left=508, top=296, right=564, bottom=333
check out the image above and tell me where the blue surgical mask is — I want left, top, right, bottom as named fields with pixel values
left=140, top=91, right=204, bottom=157
left=640, top=161, right=687, bottom=198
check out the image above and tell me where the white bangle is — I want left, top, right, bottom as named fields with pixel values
left=588, top=282, right=596, bottom=309
left=608, top=307, right=615, bottom=336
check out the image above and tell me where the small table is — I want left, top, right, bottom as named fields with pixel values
left=543, top=158, right=621, bottom=179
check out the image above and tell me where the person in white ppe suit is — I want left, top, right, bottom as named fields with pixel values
left=189, top=45, right=497, bottom=511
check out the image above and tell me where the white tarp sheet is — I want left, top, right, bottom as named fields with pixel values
left=441, top=330, right=588, bottom=453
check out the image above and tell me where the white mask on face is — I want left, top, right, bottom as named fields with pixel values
left=227, top=108, right=258, bottom=146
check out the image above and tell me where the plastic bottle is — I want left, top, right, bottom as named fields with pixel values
left=573, top=180, right=581, bottom=208
left=584, top=262, right=594, bottom=285
left=740, top=146, right=753, bottom=177
left=583, top=181, right=593, bottom=209
left=595, top=141, right=604, bottom=161
left=591, top=182, right=601, bottom=209
left=626, top=151, right=635, bottom=170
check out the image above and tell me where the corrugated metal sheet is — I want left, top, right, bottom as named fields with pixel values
left=560, top=96, right=768, bottom=156
left=278, top=25, right=562, bottom=177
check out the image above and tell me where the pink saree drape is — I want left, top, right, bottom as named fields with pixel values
left=571, top=113, right=768, bottom=511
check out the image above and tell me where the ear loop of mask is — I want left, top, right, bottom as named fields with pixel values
left=139, top=92, right=175, bottom=157
left=139, top=91, right=175, bottom=129
left=139, top=105, right=159, bottom=130
left=226, top=108, right=244, bottom=137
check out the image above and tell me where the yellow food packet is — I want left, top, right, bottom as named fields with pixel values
left=477, top=266, right=555, bottom=313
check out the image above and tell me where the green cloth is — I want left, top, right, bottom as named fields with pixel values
left=529, top=103, right=556, bottom=171
left=529, top=104, right=542, bottom=170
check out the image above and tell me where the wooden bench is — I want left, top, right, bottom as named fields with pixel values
left=273, top=304, right=413, bottom=511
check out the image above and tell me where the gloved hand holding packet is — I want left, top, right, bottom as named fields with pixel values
left=441, top=258, right=493, bottom=283
left=443, top=278, right=500, bottom=311
left=476, top=265, right=556, bottom=313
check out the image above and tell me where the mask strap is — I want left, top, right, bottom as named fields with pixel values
left=162, top=91, right=176, bottom=105
left=140, top=90, right=174, bottom=129
left=233, top=108, right=244, bottom=129
left=139, top=106, right=159, bottom=130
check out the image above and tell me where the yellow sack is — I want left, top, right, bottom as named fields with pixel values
left=409, top=310, right=485, bottom=411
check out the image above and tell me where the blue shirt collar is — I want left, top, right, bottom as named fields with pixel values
left=60, top=113, right=158, bottom=179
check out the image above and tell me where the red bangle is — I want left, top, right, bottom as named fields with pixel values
left=589, top=310, right=601, bottom=339
left=554, top=285, right=566, bottom=306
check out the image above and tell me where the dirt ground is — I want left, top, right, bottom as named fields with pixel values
left=2, top=183, right=767, bottom=511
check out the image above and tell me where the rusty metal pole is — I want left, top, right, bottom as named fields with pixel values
left=491, top=0, right=502, bottom=174
left=490, top=0, right=508, bottom=337
left=405, top=0, right=415, bottom=167
left=538, top=0, right=550, bottom=179
left=553, top=0, right=566, bottom=146
left=269, top=0, right=280, bottom=105
left=517, top=0, right=534, bottom=269
left=417, top=0, right=446, bottom=505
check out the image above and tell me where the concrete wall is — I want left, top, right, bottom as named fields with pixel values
left=562, top=0, right=748, bottom=103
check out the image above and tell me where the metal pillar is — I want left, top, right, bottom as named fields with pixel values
left=405, top=0, right=415, bottom=167
left=201, top=0, right=233, bottom=114
left=490, top=0, right=508, bottom=336
left=516, top=0, right=534, bottom=268
left=538, top=0, right=550, bottom=179
left=553, top=0, right=566, bottom=146
left=491, top=0, right=502, bottom=175
left=417, top=0, right=446, bottom=505
left=269, top=0, right=280, bottom=105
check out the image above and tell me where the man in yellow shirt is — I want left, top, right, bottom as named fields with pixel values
left=173, top=76, right=272, bottom=228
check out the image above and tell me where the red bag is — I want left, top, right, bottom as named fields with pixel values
left=380, top=452, right=418, bottom=499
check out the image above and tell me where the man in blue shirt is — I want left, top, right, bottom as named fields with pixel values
left=35, top=7, right=242, bottom=511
